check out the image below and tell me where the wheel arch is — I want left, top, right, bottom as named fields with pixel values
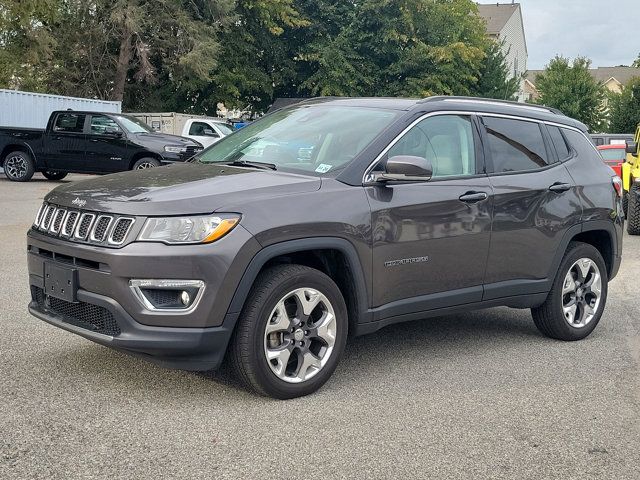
left=1, top=143, right=37, bottom=167
left=551, top=222, right=619, bottom=281
left=226, top=238, right=371, bottom=334
left=128, top=152, right=162, bottom=170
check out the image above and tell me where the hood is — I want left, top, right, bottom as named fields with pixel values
left=131, top=132, right=202, bottom=149
left=45, top=163, right=322, bottom=216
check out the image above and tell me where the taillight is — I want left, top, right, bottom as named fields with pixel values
left=612, top=176, right=623, bottom=198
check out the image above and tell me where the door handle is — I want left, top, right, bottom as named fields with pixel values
left=89, top=139, right=99, bottom=142
left=459, top=191, right=488, bottom=203
left=548, top=182, right=571, bottom=193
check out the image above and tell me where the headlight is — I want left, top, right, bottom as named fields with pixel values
left=164, top=145, right=187, bottom=153
left=138, top=214, right=240, bottom=244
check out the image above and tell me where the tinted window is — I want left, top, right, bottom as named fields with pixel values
left=483, top=117, right=550, bottom=173
left=548, top=126, right=570, bottom=159
left=53, top=113, right=86, bottom=133
left=89, top=115, right=121, bottom=135
left=563, top=128, right=602, bottom=161
left=386, top=115, right=476, bottom=178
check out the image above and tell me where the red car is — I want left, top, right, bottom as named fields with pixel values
left=597, top=144, right=626, bottom=177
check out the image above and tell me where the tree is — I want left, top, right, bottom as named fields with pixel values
left=607, top=77, right=640, bottom=133
left=471, top=40, right=519, bottom=100
left=534, top=56, right=606, bottom=130
left=632, top=53, right=640, bottom=68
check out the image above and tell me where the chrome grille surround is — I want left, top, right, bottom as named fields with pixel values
left=90, top=215, right=113, bottom=242
left=74, top=213, right=96, bottom=240
left=31, top=202, right=136, bottom=247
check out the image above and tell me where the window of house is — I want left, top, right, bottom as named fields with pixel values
left=483, top=117, right=551, bottom=173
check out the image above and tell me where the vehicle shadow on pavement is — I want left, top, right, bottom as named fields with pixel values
left=45, top=306, right=544, bottom=398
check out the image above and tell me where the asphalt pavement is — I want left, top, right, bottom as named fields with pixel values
left=1, top=174, right=639, bottom=479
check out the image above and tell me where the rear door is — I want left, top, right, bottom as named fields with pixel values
left=84, top=114, right=132, bottom=173
left=479, top=115, right=581, bottom=299
left=368, top=114, right=492, bottom=312
left=43, top=112, right=87, bottom=171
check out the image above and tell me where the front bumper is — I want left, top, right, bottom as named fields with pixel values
left=26, top=226, right=260, bottom=370
left=29, top=286, right=237, bottom=370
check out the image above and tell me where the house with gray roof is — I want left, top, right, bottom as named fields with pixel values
left=477, top=2, right=528, bottom=101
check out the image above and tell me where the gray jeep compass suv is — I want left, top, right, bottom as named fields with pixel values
left=27, top=97, right=624, bottom=398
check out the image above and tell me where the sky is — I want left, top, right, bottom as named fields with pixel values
left=515, top=0, right=639, bottom=70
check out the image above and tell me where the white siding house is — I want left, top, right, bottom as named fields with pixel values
left=477, top=3, right=528, bottom=102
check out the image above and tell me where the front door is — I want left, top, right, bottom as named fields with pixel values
left=44, top=112, right=87, bottom=171
left=368, top=114, right=492, bottom=314
left=85, top=114, right=131, bottom=173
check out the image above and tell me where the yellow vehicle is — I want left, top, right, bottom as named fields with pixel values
left=622, top=125, right=640, bottom=234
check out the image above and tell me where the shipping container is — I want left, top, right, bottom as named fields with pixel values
left=0, top=89, right=121, bottom=129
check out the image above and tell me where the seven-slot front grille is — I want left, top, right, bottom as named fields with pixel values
left=33, top=202, right=135, bottom=247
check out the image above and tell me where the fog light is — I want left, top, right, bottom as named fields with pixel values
left=180, top=291, right=191, bottom=306
left=129, top=279, right=204, bottom=312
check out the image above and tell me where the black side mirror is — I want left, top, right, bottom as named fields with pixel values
left=367, top=155, right=433, bottom=184
left=626, top=141, right=638, bottom=155
left=104, top=127, right=123, bottom=138
left=203, top=129, right=219, bottom=137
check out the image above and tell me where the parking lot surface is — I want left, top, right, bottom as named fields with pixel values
left=1, top=174, right=639, bottom=479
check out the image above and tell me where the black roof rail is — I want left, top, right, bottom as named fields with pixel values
left=418, top=96, right=565, bottom=116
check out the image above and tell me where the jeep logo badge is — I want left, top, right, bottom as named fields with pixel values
left=71, top=197, right=86, bottom=208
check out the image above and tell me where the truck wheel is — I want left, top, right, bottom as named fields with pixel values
left=531, top=242, right=607, bottom=341
left=132, top=158, right=161, bottom=170
left=627, top=184, right=640, bottom=235
left=3, top=151, right=35, bottom=182
left=42, top=171, right=68, bottom=181
left=230, top=264, right=348, bottom=399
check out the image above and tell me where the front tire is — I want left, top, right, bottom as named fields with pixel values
left=3, top=150, right=35, bottom=182
left=531, top=242, right=607, bottom=341
left=42, top=171, right=68, bottom=181
left=627, top=184, right=640, bottom=235
left=230, top=264, right=348, bottom=399
left=132, top=158, right=161, bottom=170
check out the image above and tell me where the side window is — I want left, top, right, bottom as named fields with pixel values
left=483, top=117, right=550, bottom=173
left=387, top=115, right=477, bottom=178
left=89, top=115, right=121, bottom=135
left=593, top=137, right=604, bottom=146
left=547, top=126, right=571, bottom=160
left=562, top=128, right=602, bottom=162
left=189, top=121, right=219, bottom=137
left=53, top=113, right=86, bottom=133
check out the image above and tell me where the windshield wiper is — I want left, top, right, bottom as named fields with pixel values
left=222, top=160, right=277, bottom=170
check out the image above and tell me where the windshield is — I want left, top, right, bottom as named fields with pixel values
left=195, top=105, right=400, bottom=175
left=600, top=149, right=625, bottom=161
left=115, top=115, right=153, bottom=133
left=215, top=123, right=234, bottom=135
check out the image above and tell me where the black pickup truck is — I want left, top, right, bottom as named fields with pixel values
left=0, top=111, right=203, bottom=181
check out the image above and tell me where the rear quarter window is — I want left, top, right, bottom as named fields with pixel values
left=547, top=126, right=571, bottom=160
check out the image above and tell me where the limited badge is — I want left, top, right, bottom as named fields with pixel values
left=315, top=164, right=332, bottom=173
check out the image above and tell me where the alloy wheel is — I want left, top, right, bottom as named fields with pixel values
left=263, top=288, right=337, bottom=383
left=5, top=155, right=27, bottom=179
left=136, top=161, right=156, bottom=169
left=561, top=258, right=602, bottom=328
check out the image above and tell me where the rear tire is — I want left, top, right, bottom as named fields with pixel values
left=42, top=171, right=68, bottom=181
left=627, top=184, right=640, bottom=235
left=531, top=242, right=607, bottom=341
left=230, top=264, right=348, bottom=399
left=3, top=150, right=35, bottom=182
left=132, top=158, right=161, bottom=170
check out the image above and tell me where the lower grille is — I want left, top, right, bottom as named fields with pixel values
left=32, top=286, right=121, bottom=336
